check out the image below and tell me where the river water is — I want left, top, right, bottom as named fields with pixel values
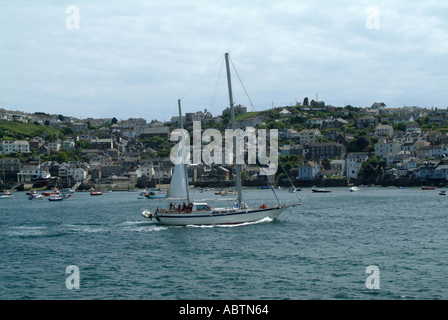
left=0, top=187, right=446, bottom=300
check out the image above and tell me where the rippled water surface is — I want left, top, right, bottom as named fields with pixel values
left=1, top=187, right=447, bottom=299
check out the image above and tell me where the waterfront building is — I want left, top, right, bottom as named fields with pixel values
left=346, top=153, right=369, bottom=179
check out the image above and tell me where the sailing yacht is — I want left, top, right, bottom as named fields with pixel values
left=141, top=53, right=301, bottom=226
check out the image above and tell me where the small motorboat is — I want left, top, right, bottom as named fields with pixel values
left=145, top=191, right=167, bottom=199
left=90, top=191, right=103, bottom=196
left=421, top=187, right=436, bottom=190
left=0, top=195, right=13, bottom=199
left=219, top=190, right=237, bottom=196
left=312, top=188, right=332, bottom=193
left=48, top=195, right=64, bottom=201
left=26, top=190, right=37, bottom=195
left=439, top=191, right=446, bottom=196
left=28, top=194, right=44, bottom=200
left=0, top=190, right=12, bottom=196
left=350, top=187, right=359, bottom=192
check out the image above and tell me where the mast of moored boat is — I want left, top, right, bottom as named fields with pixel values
left=178, top=99, right=191, bottom=205
left=225, top=53, right=243, bottom=206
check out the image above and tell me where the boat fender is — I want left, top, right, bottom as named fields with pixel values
left=159, top=209, right=165, bottom=213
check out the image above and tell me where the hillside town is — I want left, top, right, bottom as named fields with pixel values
left=2, top=99, right=448, bottom=191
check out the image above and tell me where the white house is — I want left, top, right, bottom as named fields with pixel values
left=17, top=164, right=50, bottom=182
left=46, top=140, right=61, bottom=152
left=394, top=115, right=415, bottom=124
left=1, top=140, right=30, bottom=154
left=330, top=159, right=346, bottom=176
left=346, top=153, right=369, bottom=179
left=371, top=102, right=387, bottom=110
left=375, top=138, right=403, bottom=158
left=375, top=125, right=394, bottom=139
left=58, top=165, right=87, bottom=181
left=139, top=162, right=155, bottom=178
left=306, top=118, right=324, bottom=127
left=279, top=109, right=291, bottom=117
left=279, top=128, right=299, bottom=140
left=299, top=129, right=321, bottom=144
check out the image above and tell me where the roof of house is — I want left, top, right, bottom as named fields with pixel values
left=395, top=114, right=414, bottom=119
left=140, top=127, right=170, bottom=134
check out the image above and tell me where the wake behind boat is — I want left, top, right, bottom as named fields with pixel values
left=141, top=53, right=301, bottom=226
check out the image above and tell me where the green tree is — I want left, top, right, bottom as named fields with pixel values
left=56, top=151, right=69, bottom=163
left=393, top=122, right=407, bottom=132
left=283, top=161, right=293, bottom=174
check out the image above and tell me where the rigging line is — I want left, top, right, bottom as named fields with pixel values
left=228, top=55, right=256, bottom=112
left=256, top=156, right=280, bottom=204
left=180, top=55, right=224, bottom=101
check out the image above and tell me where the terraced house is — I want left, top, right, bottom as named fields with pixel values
left=304, top=143, right=346, bottom=160
left=0, top=140, right=30, bottom=155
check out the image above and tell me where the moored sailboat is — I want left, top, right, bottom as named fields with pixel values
left=141, top=53, right=301, bottom=225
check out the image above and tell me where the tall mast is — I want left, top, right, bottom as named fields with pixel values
left=225, top=53, right=243, bottom=206
left=178, top=99, right=190, bottom=204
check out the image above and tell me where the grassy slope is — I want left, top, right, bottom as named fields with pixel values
left=0, top=120, right=61, bottom=140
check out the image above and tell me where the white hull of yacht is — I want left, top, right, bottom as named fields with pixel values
left=142, top=204, right=299, bottom=226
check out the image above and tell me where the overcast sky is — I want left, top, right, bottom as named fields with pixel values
left=1, top=0, right=447, bottom=122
